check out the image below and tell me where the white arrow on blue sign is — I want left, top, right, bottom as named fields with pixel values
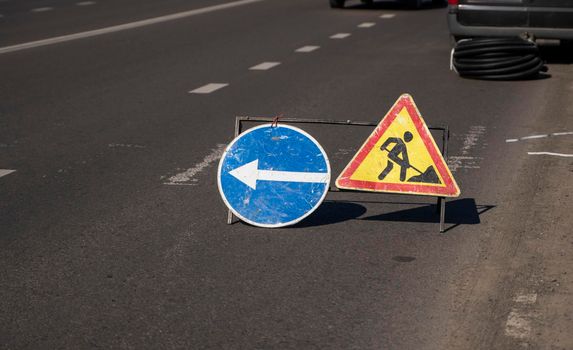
left=217, top=124, right=331, bottom=228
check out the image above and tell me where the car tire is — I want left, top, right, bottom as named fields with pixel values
left=562, top=40, right=573, bottom=49
left=330, top=0, right=345, bottom=8
left=407, top=0, right=423, bottom=9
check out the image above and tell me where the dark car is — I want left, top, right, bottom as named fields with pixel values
left=448, top=0, right=573, bottom=42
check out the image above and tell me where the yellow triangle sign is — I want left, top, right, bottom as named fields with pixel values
left=336, top=94, right=460, bottom=197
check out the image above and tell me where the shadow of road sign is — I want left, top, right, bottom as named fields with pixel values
left=359, top=198, right=494, bottom=232
left=292, top=201, right=367, bottom=228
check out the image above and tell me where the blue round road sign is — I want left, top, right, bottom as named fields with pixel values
left=217, top=124, right=331, bottom=228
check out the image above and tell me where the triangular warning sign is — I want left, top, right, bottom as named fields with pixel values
left=336, top=94, right=460, bottom=197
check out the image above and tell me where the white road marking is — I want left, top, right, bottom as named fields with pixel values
left=504, top=291, right=538, bottom=341
left=0, top=0, right=264, bottom=55
left=189, top=83, right=228, bottom=94
left=448, top=126, right=486, bottom=172
left=528, top=152, right=573, bottom=157
left=108, top=143, right=145, bottom=149
left=514, top=293, right=537, bottom=304
left=358, top=22, right=376, bottom=28
left=295, top=45, right=320, bottom=53
left=76, top=1, right=96, bottom=6
left=507, top=131, right=573, bottom=142
left=249, top=62, right=280, bottom=70
left=0, top=169, right=16, bottom=178
left=505, top=309, right=532, bottom=339
left=229, top=159, right=329, bottom=190
left=521, top=134, right=548, bottom=140
left=330, top=33, right=351, bottom=39
left=380, top=13, right=396, bottom=19
left=164, top=144, right=226, bottom=185
left=447, top=156, right=481, bottom=170
left=31, top=7, right=53, bottom=12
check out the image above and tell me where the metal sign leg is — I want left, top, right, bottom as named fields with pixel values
left=439, top=197, right=446, bottom=233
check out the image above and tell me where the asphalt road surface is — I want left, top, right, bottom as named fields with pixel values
left=1, top=0, right=572, bottom=349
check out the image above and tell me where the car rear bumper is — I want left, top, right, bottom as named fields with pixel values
left=448, top=5, right=573, bottom=40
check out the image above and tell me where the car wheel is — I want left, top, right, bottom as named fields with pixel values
left=562, top=40, right=573, bottom=49
left=329, top=0, right=345, bottom=8
left=407, top=0, right=423, bottom=9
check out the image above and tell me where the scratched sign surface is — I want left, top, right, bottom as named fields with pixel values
left=218, top=124, right=331, bottom=228
left=336, top=94, right=460, bottom=197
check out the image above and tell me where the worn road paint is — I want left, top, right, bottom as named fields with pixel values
left=358, top=22, right=375, bottom=28
left=380, top=14, right=396, bottom=19
left=514, top=293, right=538, bottom=304
left=249, top=62, right=280, bottom=70
left=330, top=33, right=351, bottom=39
left=505, top=309, right=532, bottom=339
left=528, top=152, right=573, bottom=157
left=447, top=156, right=481, bottom=171
left=0, top=0, right=264, bottom=54
left=295, top=45, right=319, bottom=53
left=76, top=1, right=96, bottom=6
left=164, top=144, right=226, bottom=185
left=108, top=143, right=146, bottom=149
left=189, top=83, right=228, bottom=94
left=0, top=169, right=16, bottom=178
left=448, top=126, right=485, bottom=172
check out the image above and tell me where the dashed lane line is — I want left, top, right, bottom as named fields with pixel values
left=189, top=83, right=229, bottom=94
left=380, top=13, right=396, bottom=19
left=506, top=131, right=573, bottom=143
left=0, top=169, right=16, bottom=178
left=358, top=22, right=376, bottom=28
left=521, top=134, right=548, bottom=140
left=295, top=45, right=320, bottom=53
left=249, top=62, right=281, bottom=70
left=76, top=1, right=96, bottom=6
left=31, top=7, right=54, bottom=13
left=528, top=152, right=573, bottom=157
left=0, top=0, right=265, bottom=55
left=330, top=33, right=351, bottom=39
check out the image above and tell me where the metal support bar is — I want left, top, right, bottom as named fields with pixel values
left=438, top=125, right=450, bottom=233
left=226, top=116, right=450, bottom=232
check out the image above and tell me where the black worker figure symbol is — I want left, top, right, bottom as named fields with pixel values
left=378, top=131, right=442, bottom=184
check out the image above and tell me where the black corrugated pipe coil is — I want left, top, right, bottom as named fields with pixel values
left=451, top=37, right=548, bottom=80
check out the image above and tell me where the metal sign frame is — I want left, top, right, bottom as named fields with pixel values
left=226, top=116, right=450, bottom=233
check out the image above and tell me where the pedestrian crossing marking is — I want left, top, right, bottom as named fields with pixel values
left=336, top=94, right=460, bottom=197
